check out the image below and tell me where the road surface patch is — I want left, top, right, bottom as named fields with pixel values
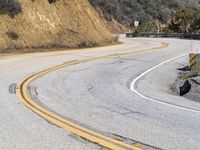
left=9, top=83, right=17, bottom=94
left=130, top=54, right=200, bottom=113
left=16, top=41, right=168, bottom=150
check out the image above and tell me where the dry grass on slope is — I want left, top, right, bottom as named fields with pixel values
left=0, top=0, right=112, bottom=53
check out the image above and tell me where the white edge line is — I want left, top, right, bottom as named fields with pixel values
left=130, top=53, right=200, bottom=113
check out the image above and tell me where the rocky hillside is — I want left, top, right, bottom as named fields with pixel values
left=89, top=0, right=200, bottom=33
left=0, top=0, right=112, bottom=53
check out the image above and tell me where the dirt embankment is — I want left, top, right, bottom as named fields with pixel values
left=91, top=6, right=128, bottom=34
left=0, top=0, right=112, bottom=53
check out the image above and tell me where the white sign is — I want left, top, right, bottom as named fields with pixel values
left=134, top=21, right=139, bottom=27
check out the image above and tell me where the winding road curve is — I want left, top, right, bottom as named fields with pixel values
left=1, top=36, right=200, bottom=150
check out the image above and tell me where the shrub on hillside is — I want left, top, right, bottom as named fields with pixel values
left=89, top=0, right=200, bottom=32
left=6, top=31, right=19, bottom=40
left=0, top=0, right=22, bottom=17
left=48, top=0, right=57, bottom=3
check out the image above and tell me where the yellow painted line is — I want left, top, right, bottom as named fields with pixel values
left=16, top=41, right=168, bottom=150
left=16, top=90, right=126, bottom=150
left=17, top=63, right=141, bottom=150
left=133, top=143, right=142, bottom=148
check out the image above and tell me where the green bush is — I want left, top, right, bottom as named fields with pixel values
left=0, top=0, right=22, bottom=17
left=89, top=0, right=200, bottom=32
left=6, top=31, right=19, bottom=40
left=48, top=0, right=57, bottom=4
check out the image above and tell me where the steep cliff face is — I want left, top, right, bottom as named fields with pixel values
left=0, top=0, right=112, bottom=53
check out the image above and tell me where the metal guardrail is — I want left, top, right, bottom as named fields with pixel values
left=126, top=32, right=200, bottom=40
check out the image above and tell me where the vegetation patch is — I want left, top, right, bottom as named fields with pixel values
left=48, top=0, right=57, bottom=4
left=0, top=0, right=22, bottom=17
left=90, top=0, right=200, bottom=33
left=6, top=31, right=19, bottom=40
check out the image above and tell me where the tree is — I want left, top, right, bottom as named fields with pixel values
left=192, top=14, right=200, bottom=32
left=172, top=7, right=196, bottom=33
left=168, top=18, right=181, bottom=32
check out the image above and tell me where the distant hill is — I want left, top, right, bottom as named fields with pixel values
left=89, top=0, right=200, bottom=33
left=0, top=0, right=112, bottom=53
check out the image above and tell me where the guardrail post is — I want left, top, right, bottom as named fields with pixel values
left=189, top=53, right=196, bottom=69
left=189, top=53, right=197, bottom=71
left=125, top=32, right=200, bottom=39
left=189, top=53, right=200, bottom=75
left=196, top=53, right=200, bottom=74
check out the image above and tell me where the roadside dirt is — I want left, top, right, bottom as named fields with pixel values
left=171, top=68, right=200, bottom=102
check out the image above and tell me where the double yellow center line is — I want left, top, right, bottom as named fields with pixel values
left=16, top=41, right=168, bottom=150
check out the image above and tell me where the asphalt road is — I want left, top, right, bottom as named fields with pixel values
left=1, top=36, right=200, bottom=150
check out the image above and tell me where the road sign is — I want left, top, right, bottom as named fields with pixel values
left=134, top=21, right=139, bottom=27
